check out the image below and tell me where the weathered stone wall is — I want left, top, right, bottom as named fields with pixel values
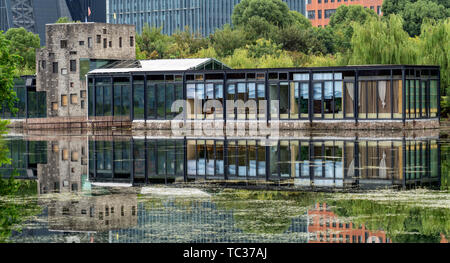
left=36, top=23, right=136, bottom=119
left=131, top=119, right=440, bottom=131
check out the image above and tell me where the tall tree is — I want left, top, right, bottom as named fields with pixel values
left=4, top=27, right=40, bottom=72
left=136, top=24, right=173, bottom=59
left=0, top=33, right=21, bottom=113
left=382, top=0, right=449, bottom=36
left=401, top=0, right=449, bottom=36
left=418, top=18, right=450, bottom=104
left=328, top=5, right=378, bottom=53
left=210, top=24, right=247, bottom=57
left=348, top=15, right=418, bottom=65
left=232, top=0, right=293, bottom=28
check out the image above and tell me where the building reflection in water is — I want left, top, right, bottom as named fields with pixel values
left=0, top=134, right=442, bottom=242
left=0, top=135, right=442, bottom=190
left=89, top=136, right=441, bottom=190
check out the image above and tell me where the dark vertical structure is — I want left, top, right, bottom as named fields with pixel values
left=65, top=0, right=106, bottom=23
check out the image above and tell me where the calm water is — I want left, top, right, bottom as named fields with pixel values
left=0, top=128, right=449, bottom=243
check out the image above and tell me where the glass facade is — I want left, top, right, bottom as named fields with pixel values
left=88, top=137, right=441, bottom=188
left=87, top=66, right=441, bottom=122
left=2, top=76, right=46, bottom=119
left=107, top=0, right=306, bottom=36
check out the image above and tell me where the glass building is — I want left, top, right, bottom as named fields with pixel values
left=1, top=76, right=46, bottom=119
left=106, top=0, right=307, bottom=36
left=87, top=61, right=441, bottom=122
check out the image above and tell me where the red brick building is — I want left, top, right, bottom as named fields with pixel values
left=306, top=0, right=384, bottom=27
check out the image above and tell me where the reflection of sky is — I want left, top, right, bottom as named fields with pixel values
left=228, top=84, right=235, bottom=94
left=196, top=84, right=204, bottom=99
left=238, top=83, right=246, bottom=93
left=206, top=84, right=214, bottom=98
left=313, top=85, right=322, bottom=100
left=187, top=84, right=195, bottom=98
left=215, top=85, right=223, bottom=98
left=257, top=84, right=265, bottom=97
left=248, top=83, right=256, bottom=98
left=324, top=82, right=333, bottom=99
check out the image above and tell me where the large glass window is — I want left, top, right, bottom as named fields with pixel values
left=279, top=82, right=289, bottom=119
left=377, top=80, right=391, bottom=118
left=247, top=83, right=256, bottom=120
left=113, top=78, right=131, bottom=117
left=257, top=83, right=265, bottom=119
left=334, top=81, right=343, bottom=118
left=94, top=77, right=113, bottom=117
left=133, top=77, right=145, bottom=119
left=324, top=81, right=333, bottom=119
left=165, top=84, right=175, bottom=119
left=344, top=82, right=355, bottom=118
left=227, top=84, right=235, bottom=119
left=313, top=83, right=322, bottom=118
left=147, top=84, right=156, bottom=119
left=392, top=80, right=403, bottom=119
left=430, top=80, right=438, bottom=117
left=237, top=83, right=246, bottom=120
left=270, top=84, right=278, bottom=119
left=157, top=84, right=165, bottom=119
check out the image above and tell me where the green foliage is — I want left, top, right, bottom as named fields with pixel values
left=214, top=189, right=321, bottom=234
left=417, top=18, right=450, bottom=99
left=382, top=0, right=449, bottom=36
left=274, top=25, right=329, bottom=55
left=0, top=177, right=40, bottom=243
left=348, top=15, right=418, bottom=65
left=55, top=17, right=72, bottom=23
left=402, top=0, right=449, bottom=36
left=232, top=0, right=293, bottom=28
left=136, top=24, right=173, bottom=59
left=330, top=198, right=450, bottom=242
left=167, top=26, right=209, bottom=58
left=210, top=24, right=247, bottom=57
left=328, top=5, right=378, bottom=52
left=4, top=27, right=40, bottom=72
left=0, top=32, right=21, bottom=114
left=247, top=38, right=281, bottom=58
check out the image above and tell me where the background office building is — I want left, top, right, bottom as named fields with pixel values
left=0, top=0, right=106, bottom=45
left=306, top=0, right=383, bottom=27
left=106, top=0, right=307, bottom=36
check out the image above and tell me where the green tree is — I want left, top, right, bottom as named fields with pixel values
left=418, top=18, right=450, bottom=115
left=382, top=0, right=450, bottom=16
left=0, top=32, right=21, bottom=114
left=247, top=38, right=282, bottom=58
left=240, top=16, right=279, bottom=42
left=210, top=24, right=247, bottom=57
left=328, top=5, right=378, bottom=52
left=136, top=24, right=173, bottom=59
left=232, top=0, right=293, bottom=28
left=4, top=27, right=40, bottom=72
left=274, top=26, right=329, bottom=55
left=166, top=26, right=209, bottom=58
left=289, top=10, right=312, bottom=29
left=348, top=15, right=418, bottom=65
left=401, top=0, right=449, bottom=36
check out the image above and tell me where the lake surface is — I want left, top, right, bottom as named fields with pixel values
left=0, top=128, right=449, bottom=243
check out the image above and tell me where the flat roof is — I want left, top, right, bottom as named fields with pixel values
left=88, top=62, right=439, bottom=75
left=89, top=58, right=229, bottom=74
